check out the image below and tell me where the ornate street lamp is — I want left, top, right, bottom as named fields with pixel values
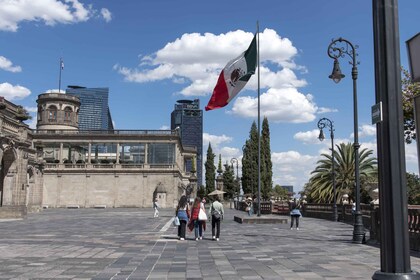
left=317, top=117, right=337, bottom=222
left=327, top=37, right=364, bottom=243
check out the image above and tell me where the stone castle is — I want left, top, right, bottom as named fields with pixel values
left=0, top=93, right=198, bottom=218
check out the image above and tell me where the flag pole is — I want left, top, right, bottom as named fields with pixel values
left=257, top=21, right=261, bottom=217
left=59, top=57, right=63, bottom=93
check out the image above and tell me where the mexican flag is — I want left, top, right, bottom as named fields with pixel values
left=205, top=34, right=257, bottom=111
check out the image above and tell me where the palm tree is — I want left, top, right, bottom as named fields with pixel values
left=306, top=142, right=377, bottom=203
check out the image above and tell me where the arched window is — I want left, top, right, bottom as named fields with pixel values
left=64, top=107, right=72, bottom=122
left=47, top=105, right=57, bottom=122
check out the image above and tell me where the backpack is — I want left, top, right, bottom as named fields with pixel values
left=211, top=203, right=221, bottom=219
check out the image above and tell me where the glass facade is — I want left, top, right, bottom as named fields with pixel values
left=147, top=143, right=175, bottom=164
left=41, top=142, right=175, bottom=165
left=171, top=99, right=203, bottom=186
left=120, top=144, right=145, bottom=164
left=65, top=86, right=114, bottom=131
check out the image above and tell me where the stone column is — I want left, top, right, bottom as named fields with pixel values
left=88, top=143, right=91, bottom=163
left=216, top=173, right=223, bottom=200
left=59, top=143, right=63, bottom=164
left=116, top=143, right=120, bottom=164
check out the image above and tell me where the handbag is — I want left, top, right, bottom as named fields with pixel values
left=173, top=216, right=180, bottom=226
left=198, top=208, right=207, bottom=221
left=212, top=209, right=221, bottom=220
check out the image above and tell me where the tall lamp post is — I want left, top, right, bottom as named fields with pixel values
left=317, top=117, right=338, bottom=222
left=327, top=37, right=365, bottom=243
left=231, top=157, right=239, bottom=197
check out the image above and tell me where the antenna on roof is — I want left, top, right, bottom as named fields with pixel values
left=59, top=57, right=64, bottom=93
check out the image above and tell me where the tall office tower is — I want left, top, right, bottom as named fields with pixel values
left=171, top=99, right=203, bottom=187
left=65, top=86, right=114, bottom=130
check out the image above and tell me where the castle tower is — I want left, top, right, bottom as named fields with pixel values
left=36, top=92, right=80, bottom=130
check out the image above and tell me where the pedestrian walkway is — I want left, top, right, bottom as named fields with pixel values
left=0, top=208, right=419, bottom=279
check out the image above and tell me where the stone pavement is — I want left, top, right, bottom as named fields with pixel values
left=0, top=208, right=420, bottom=280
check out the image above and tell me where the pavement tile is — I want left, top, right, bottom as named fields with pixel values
left=1, top=208, right=420, bottom=279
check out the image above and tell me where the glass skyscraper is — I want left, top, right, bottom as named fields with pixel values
left=66, top=86, right=114, bottom=130
left=171, top=99, right=203, bottom=187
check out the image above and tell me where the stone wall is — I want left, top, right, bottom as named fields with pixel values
left=42, top=172, right=182, bottom=208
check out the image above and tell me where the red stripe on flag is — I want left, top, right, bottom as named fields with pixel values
left=205, top=70, right=229, bottom=111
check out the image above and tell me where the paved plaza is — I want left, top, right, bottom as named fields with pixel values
left=1, top=208, right=420, bottom=280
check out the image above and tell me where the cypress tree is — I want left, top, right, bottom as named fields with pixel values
left=205, top=143, right=216, bottom=194
left=242, top=121, right=259, bottom=197
left=241, top=140, right=251, bottom=195
left=261, top=117, right=273, bottom=200
left=223, top=162, right=235, bottom=199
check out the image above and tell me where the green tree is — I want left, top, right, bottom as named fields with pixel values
left=205, top=143, right=216, bottom=194
left=217, top=154, right=223, bottom=174
left=271, top=185, right=289, bottom=201
left=223, top=162, right=236, bottom=199
left=241, top=140, right=251, bottom=195
left=261, top=117, right=273, bottom=200
left=402, top=68, right=420, bottom=144
left=197, top=185, right=206, bottom=199
left=242, top=121, right=258, bottom=196
left=306, top=142, right=377, bottom=203
left=407, top=172, right=420, bottom=205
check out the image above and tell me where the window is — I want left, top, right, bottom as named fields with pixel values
left=64, top=107, right=72, bottom=122
left=48, top=105, right=57, bottom=122
left=148, top=143, right=175, bottom=164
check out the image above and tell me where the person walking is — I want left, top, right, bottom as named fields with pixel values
left=289, top=198, right=302, bottom=230
left=245, top=197, right=253, bottom=216
left=188, top=197, right=206, bottom=240
left=209, top=195, right=224, bottom=241
left=153, top=198, right=159, bottom=218
left=176, top=195, right=189, bottom=240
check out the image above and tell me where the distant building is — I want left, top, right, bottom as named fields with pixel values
left=65, top=86, right=113, bottom=130
left=171, top=99, right=203, bottom=186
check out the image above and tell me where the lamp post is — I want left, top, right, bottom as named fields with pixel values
left=231, top=157, right=239, bottom=199
left=317, top=117, right=337, bottom=222
left=327, top=37, right=365, bottom=243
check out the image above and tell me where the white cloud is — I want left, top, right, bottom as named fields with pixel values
left=116, top=28, right=320, bottom=123
left=0, top=82, right=31, bottom=100
left=271, top=151, right=317, bottom=193
left=24, top=106, right=37, bottom=113
left=203, top=133, right=232, bottom=149
left=359, top=124, right=377, bottom=138
left=100, top=8, right=112, bottom=22
left=317, top=107, right=338, bottom=114
left=350, top=124, right=377, bottom=139
left=405, top=142, right=419, bottom=174
left=22, top=106, right=37, bottom=128
left=0, top=56, right=22, bottom=72
left=0, top=0, right=111, bottom=32
left=294, top=129, right=320, bottom=144
left=45, top=89, right=66, bottom=93
left=160, top=125, right=170, bottom=130
left=230, top=88, right=317, bottom=123
left=115, top=29, right=304, bottom=91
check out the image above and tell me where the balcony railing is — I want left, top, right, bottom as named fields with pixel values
left=45, top=163, right=177, bottom=170
left=33, top=129, right=179, bottom=136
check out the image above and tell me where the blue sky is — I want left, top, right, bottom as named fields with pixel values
left=1, top=0, right=420, bottom=194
